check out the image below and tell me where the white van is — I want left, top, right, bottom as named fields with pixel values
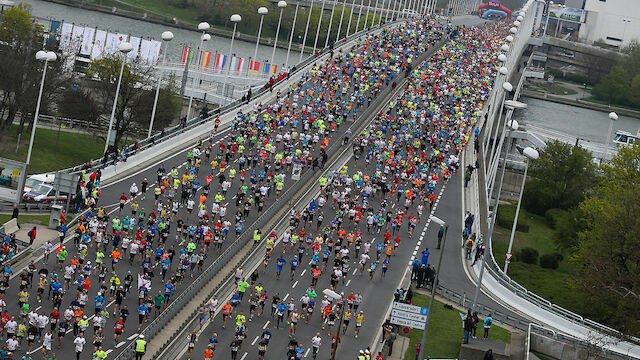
left=23, top=173, right=55, bottom=194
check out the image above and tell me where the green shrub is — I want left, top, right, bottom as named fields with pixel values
left=552, top=252, right=564, bottom=262
left=547, top=69, right=597, bottom=86
left=540, top=254, right=559, bottom=269
left=520, top=247, right=539, bottom=264
left=544, top=208, right=566, bottom=229
left=496, top=204, right=529, bottom=233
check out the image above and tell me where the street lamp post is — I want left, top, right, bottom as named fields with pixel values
left=504, top=146, right=539, bottom=274
left=254, top=7, right=269, bottom=65
left=363, top=0, right=372, bottom=29
left=272, top=1, right=287, bottom=66
left=104, top=42, right=133, bottom=156
left=355, top=0, right=365, bottom=32
left=227, top=14, right=242, bottom=75
left=148, top=30, right=173, bottom=139
left=472, top=118, right=520, bottom=313
left=370, top=0, right=380, bottom=28
left=336, top=0, right=349, bottom=42
left=26, top=50, right=57, bottom=166
left=325, top=0, right=337, bottom=47
left=300, top=0, right=315, bottom=62
left=187, top=32, right=210, bottom=120
left=285, top=3, right=299, bottom=69
left=607, top=112, right=618, bottom=145
left=483, top=65, right=508, bottom=158
left=417, top=215, right=449, bottom=360
left=195, top=22, right=210, bottom=81
left=323, top=289, right=345, bottom=360
left=487, top=78, right=512, bottom=186
left=312, top=0, right=327, bottom=55
left=346, top=0, right=357, bottom=37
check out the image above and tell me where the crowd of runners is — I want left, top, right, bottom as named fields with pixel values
left=0, top=13, right=513, bottom=360
left=175, top=18, right=512, bottom=360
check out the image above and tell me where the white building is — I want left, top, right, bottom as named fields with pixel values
left=578, top=0, right=640, bottom=48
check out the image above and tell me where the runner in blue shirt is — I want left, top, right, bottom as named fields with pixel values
left=163, top=281, right=175, bottom=302
left=276, top=302, right=287, bottom=328
left=137, top=304, right=149, bottom=330
left=289, top=258, right=299, bottom=280
left=276, top=256, right=286, bottom=280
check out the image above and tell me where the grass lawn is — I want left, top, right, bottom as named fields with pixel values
left=490, top=207, right=597, bottom=319
left=581, top=96, right=640, bottom=113
left=0, top=214, right=50, bottom=226
left=537, top=83, right=578, bottom=96
left=403, top=293, right=511, bottom=360
left=120, top=0, right=199, bottom=23
left=0, top=125, right=105, bottom=174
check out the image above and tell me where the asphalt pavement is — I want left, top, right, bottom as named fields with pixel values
left=0, top=20, right=440, bottom=360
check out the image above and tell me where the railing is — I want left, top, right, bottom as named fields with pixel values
left=433, top=284, right=638, bottom=360
left=60, top=19, right=404, bottom=176
left=109, top=27, right=447, bottom=360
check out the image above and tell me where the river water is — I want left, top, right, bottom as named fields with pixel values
left=23, top=0, right=290, bottom=66
left=515, top=97, right=640, bottom=146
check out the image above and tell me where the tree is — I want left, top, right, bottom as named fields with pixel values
left=573, top=143, right=640, bottom=336
left=592, top=65, right=630, bottom=106
left=86, top=56, right=180, bottom=148
left=0, top=2, right=73, bottom=144
left=59, top=88, right=100, bottom=123
left=130, top=74, right=181, bottom=132
left=552, top=207, right=585, bottom=251
left=522, top=140, right=598, bottom=215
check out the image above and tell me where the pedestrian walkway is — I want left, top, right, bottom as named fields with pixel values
left=462, top=115, right=640, bottom=358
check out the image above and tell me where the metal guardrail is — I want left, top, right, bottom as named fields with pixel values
left=109, top=25, right=446, bottom=360
left=60, top=20, right=402, bottom=176
left=435, top=284, right=638, bottom=360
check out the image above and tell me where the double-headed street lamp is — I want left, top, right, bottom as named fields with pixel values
left=417, top=215, right=449, bottom=360
left=227, top=14, right=242, bottom=75
left=504, top=145, right=539, bottom=274
left=148, top=30, right=174, bottom=139
left=254, top=7, right=269, bottom=65
left=104, top=42, right=133, bottom=156
left=26, top=50, right=57, bottom=166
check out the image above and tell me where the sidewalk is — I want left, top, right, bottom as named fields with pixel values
left=461, top=133, right=640, bottom=358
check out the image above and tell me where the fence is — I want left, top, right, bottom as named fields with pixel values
left=109, top=28, right=447, bottom=360
left=59, top=19, right=405, bottom=177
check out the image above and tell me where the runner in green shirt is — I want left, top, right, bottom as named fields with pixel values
left=237, top=280, right=250, bottom=300
left=153, top=291, right=165, bottom=316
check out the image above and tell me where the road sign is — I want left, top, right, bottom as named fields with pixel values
left=390, top=301, right=429, bottom=330
left=506, top=252, right=513, bottom=261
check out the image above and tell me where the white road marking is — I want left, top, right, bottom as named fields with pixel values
left=251, top=335, right=259, bottom=345
left=106, top=349, right=113, bottom=355
left=292, top=280, right=299, bottom=288
left=262, top=320, right=270, bottom=329
left=241, top=352, right=248, bottom=360
left=116, top=341, right=126, bottom=348
left=284, top=293, right=290, bottom=301
left=346, top=279, right=351, bottom=286
left=127, top=333, right=139, bottom=340
left=300, top=269, right=307, bottom=277
left=305, top=347, right=311, bottom=357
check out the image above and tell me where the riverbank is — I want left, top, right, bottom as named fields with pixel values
left=521, top=79, right=640, bottom=119
left=521, top=90, right=640, bottom=119
left=39, top=0, right=316, bottom=53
